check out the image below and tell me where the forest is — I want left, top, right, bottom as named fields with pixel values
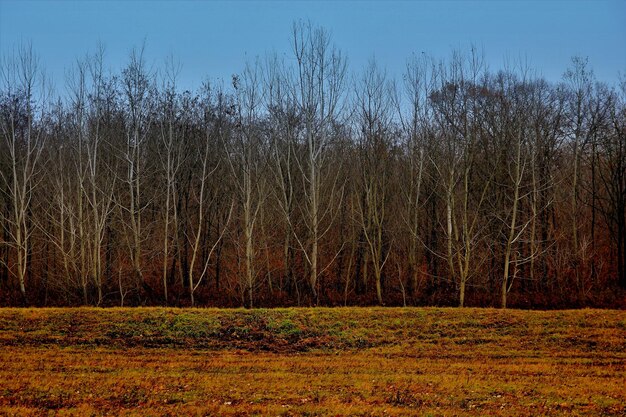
left=1, top=22, right=625, bottom=308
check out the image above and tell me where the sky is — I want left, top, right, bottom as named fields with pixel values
left=1, top=0, right=625, bottom=93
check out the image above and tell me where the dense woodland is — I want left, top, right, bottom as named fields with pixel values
left=1, top=23, right=625, bottom=308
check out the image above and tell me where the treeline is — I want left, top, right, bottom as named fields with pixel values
left=1, top=23, right=625, bottom=308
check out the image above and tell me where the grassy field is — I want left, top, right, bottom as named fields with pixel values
left=0, top=308, right=624, bottom=416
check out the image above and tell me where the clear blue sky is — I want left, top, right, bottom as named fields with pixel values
left=1, top=0, right=625, bottom=93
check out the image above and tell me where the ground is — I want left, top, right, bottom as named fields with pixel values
left=0, top=307, right=624, bottom=416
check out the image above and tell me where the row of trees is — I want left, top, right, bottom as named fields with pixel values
left=1, top=23, right=625, bottom=308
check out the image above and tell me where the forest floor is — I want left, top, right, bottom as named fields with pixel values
left=0, top=307, right=624, bottom=416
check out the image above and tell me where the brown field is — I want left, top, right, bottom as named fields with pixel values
left=0, top=308, right=624, bottom=416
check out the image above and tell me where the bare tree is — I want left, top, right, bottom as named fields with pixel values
left=429, top=50, right=492, bottom=307
left=118, top=45, right=155, bottom=299
left=354, top=59, right=395, bottom=305
left=265, top=52, right=301, bottom=301
left=526, top=79, right=561, bottom=291
left=288, top=20, right=348, bottom=303
left=1, top=36, right=624, bottom=308
left=562, top=57, right=597, bottom=283
left=491, top=68, right=536, bottom=309
left=0, top=44, right=49, bottom=304
left=395, top=53, right=434, bottom=299
left=227, top=62, right=268, bottom=307
left=158, top=54, right=185, bottom=304
left=185, top=85, right=233, bottom=306
left=59, top=46, right=117, bottom=304
left=596, top=78, right=626, bottom=289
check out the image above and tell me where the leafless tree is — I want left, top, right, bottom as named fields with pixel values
left=0, top=44, right=49, bottom=304
left=158, top=54, right=186, bottom=304
left=118, top=45, right=155, bottom=299
left=227, top=61, right=268, bottom=307
left=265, top=52, right=302, bottom=301
left=288, top=21, right=348, bottom=303
left=354, top=59, right=395, bottom=305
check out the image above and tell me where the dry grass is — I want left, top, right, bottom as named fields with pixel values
left=0, top=307, right=624, bottom=416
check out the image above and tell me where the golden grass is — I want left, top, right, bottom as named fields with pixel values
left=0, top=307, right=624, bottom=416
